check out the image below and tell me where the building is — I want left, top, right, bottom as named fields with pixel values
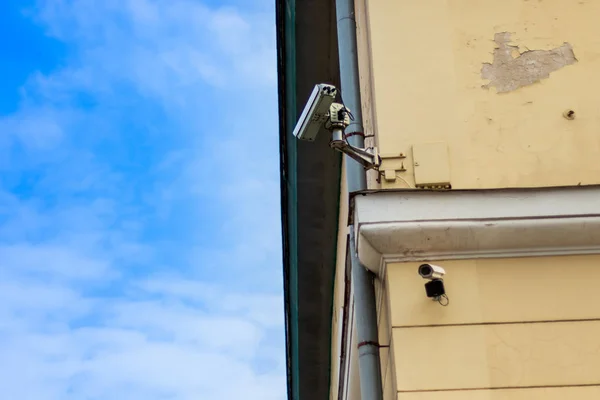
left=277, top=1, right=600, bottom=399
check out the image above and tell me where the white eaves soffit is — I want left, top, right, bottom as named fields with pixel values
left=352, top=186, right=600, bottom=273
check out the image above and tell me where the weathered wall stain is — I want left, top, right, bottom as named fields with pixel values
left=481, top=32, right=577, bottom=93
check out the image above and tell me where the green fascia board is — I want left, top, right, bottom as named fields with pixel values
left=277, top=0, right=341, bottom=398
left=276, top=1, right=299, bottom=399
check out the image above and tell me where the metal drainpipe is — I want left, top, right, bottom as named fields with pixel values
left=336, top=0, right=384, bottom=398
left=336, top=0, right=366, bottom=194
left=349, top=226, right=383, bottom=400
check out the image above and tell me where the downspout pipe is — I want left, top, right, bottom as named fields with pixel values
left=349, top=226, right=383, bottom=400
left=336, top=0, right=366, bottom=194
left=336, top=0, right=384, bottom=399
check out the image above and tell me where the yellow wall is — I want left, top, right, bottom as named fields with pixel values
left=344, top=2, right=600, bottom=397
left=329, top=158, right=397, bottom=400
left=355, top=0, right=380, bottom=189
left=397, top=387, right=600, bottom=400
left=365, top=0, right=600, bottom=190
left=330, top=159, right=349, bottom=400
left=385, top=255, right=600, bottom=398
left=377, top=269, right=396, bottom=400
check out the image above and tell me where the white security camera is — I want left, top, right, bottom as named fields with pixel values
left=293, top=83, right=337, bottom=142
left=418, top=263, right=448, bottom=304
left=292, top=82, right=380, bottom=170
left=418, top=264, right=446, bottom=280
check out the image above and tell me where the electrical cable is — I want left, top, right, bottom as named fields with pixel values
left=435, top=294, right=449, bottom=307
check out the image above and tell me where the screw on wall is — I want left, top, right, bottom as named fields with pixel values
left=563, top=109, right=576, bottom=120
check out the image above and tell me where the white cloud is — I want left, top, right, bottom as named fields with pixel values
left=0, top=0, right=284, bottom=399
left=28, top=0, right=276, bottom=100
left=0, top=217, right=286, bottom=399
left=0, top=108, right=65, bottom=150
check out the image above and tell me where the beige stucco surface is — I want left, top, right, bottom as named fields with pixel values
left=366, top=0, right=600, bottom=189
left=387, top=255, right=600, bottom=327
left=333, top=0, right=600, bottom=396
left=329, top=159, right=349, bottom=400
left=397, top=386, right=600, bottom=400
left=393, top=320, right=600, bottom=391
left=382, top=338, right=396, bottom=400
left=377, top=271, right=395, bottom=400
left=385, top=255, right=600, bottom=395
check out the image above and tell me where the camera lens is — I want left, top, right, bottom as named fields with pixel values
left=419, top=264, right=432, bottom=277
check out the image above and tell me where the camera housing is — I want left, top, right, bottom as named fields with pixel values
left=418, top=264, right=446, bottom=280
left=418, top=264, right=447, bottom=300
left=291, top=82, right=380, bottom=170
left=424, top=279, right=446, bottom=298
left=293, top=83, right=337, bottom=142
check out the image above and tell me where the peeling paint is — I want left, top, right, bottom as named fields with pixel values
left=481, top=32, right=577, bottom=93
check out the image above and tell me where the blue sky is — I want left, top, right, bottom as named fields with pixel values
left=0, top=1, right=284, bottom=398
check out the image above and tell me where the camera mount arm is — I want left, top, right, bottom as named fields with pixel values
left=327, top=103, right=381, bottom=170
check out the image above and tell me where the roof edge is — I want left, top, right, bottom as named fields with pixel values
left=276, top=1, right=299, bottom=399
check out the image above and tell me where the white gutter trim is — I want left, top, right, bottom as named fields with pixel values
left=353, top=186, right=600, bottom=273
